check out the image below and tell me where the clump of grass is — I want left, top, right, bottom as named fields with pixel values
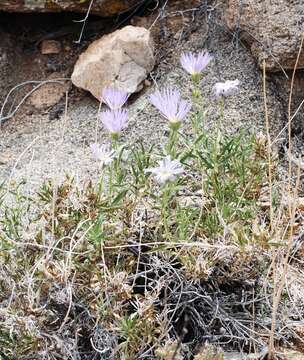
left=0, top=50, right=303, bottom=359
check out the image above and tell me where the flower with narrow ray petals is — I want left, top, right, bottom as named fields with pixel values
left=213, top=79, right=240, bottom=98
left=90, top=143, right=115, bottom=167
left=100, top=109, right=128, bottom=136
left=101, top=87, right=129, bottom=110
left=180, top=50, right=213, bottom=76
left=149, top=87, right=191, bottom=127
left=145, top=156, right=184, bottom=184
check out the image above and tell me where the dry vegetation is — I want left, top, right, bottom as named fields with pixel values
left=0, top=3, right=304, bottom=359
left=1, top=69, right=304, bottom=359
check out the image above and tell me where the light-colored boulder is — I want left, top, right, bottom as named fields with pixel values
left=71, top=26, right=155, bottom=100
left=223, top=0, right=304, bottom=71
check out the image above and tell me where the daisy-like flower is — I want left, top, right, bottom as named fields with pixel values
left=90, top=143, right=115, bottom=167
left=149, top=87, right=191, bottom=129
left=180, top=50, right=213, bottom=77
left=100, top=109, right=128, bottom=138
left=101, top=87, right=129, bottom=110
left=145, top=156, right=184, bottom=184
left=213, top=79, right=240, bottom=98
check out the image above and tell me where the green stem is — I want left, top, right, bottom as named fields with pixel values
left=191, top=113, right=200, bottom=138
left=190, top=76, right=206, bottom=137
left=111, top=135, right=119, bottom=150
left=161, top=183, right=171, bottom=241
left=111, top=136, right=121, bottom=187
left=191, top=74, right=203, bottom=109
left=97, top=170, right=104, bottom=198
left=219, top=97, right=225, bottom=130
left=167, top=126, right=179, bottom=158
left=213, top=99, right=226, bottom=179
left=108, top=164, right=113, bottom=197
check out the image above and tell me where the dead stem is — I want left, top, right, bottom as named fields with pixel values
left=268, top=35, right=304, bottom=359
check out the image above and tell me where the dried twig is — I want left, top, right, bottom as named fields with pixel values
left=268, top=34, right=304, bottom=359
left=0, top=78, right=70, bottom=126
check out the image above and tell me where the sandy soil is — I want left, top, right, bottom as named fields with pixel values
left=0, top=6, right=288, bottom=194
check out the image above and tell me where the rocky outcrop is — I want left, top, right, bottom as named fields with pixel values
left=223, top=0, right=304, bottom=71
left=71, top=26, right=155, bottom=100
left=0, top=33, right=19, bottom=105
left=0, top=0, right=139, bottom=17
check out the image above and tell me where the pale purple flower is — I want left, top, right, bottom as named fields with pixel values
left=145, top=156, right=184, bottom=184
left=213, top=79, right=240, bottom=98
left=180, top=50, right=213, bottom=75
left=149, top=87, right=191, bottom=125
left=100, top=109, right=128, bottom=134
left=90, top=143, right=115, bottom=167
left=101, top=87, right=129, bottom=110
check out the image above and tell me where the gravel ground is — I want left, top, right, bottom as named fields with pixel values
left=0, top=10, right=287, bottom=194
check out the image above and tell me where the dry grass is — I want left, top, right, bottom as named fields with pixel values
left=1, top=96, right=304, bottom=359
left=0, top=7, right=304, bottom=358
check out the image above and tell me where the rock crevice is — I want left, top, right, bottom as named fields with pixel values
left=0, top=0, right=140, bottom=17
left=223, top=0, right=304, bottom=71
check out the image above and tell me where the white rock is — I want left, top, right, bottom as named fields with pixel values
left=71, top=26, right=155, bottom=100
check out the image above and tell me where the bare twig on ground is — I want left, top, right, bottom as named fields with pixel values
left=0, top=78, right=70, bottom=126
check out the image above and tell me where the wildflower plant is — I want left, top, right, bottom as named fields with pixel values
left=180, top=50, right=213, bottom=109
left=90, top=143, right=115, bottom=167
left=145, top=156, right=184, bottom=185
left=180, top=50, right=213, bottom=82
left=149, top=87, right=191, bottom=129
left=100, top=108, right=128, bottom=141
left=1, top=48, right=294, bottom=360
left=101, top=87, right=129, bottom=110
left=145, top=156, right=184, bottom=239
left=213, top=79, right=240, bottom=126
left=96, top=89, right=130, bottom=196
left=214, top=79, right=240, bottom=98
left=149, top=87, right=191, bottom=157
left=99, top=86, right=129, bottom=145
